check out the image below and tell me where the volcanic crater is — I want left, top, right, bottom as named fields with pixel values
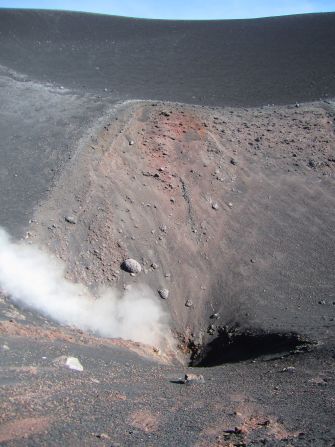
left=0, top=9, right=335, bottom=447
left=27, top=100, right=333, bottom=365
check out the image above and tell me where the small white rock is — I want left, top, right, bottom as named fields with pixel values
left=66, top=357, right=84, bottom=372
left=54, top=355, right=83, bottom=372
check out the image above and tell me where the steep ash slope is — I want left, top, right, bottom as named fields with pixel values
left=0, top=10, right=335, bottom=106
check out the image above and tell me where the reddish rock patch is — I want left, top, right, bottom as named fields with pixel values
left=0, top=417, right=52, bottom=443
left=128, top=409, right=160, bottom=433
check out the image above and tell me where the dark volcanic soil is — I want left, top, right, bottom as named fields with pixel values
left=0, top=9, right=335, bottom=447
left=0, top=10, right=335, bottom=106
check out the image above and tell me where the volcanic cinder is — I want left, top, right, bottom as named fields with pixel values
left=0, top=9, right=334, bottom=447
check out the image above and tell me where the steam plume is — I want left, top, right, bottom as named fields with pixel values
left=0, top=227, right=171, bottom=348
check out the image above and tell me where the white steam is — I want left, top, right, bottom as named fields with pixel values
left=0, top=227, right=171, bottom=348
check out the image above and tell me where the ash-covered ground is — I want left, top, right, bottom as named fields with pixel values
left=0, top=9, right=335, bottom=447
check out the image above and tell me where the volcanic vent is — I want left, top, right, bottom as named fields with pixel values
left=186, top=327, right=313, bottom=367
left=24, top=99, right=334, bottom=361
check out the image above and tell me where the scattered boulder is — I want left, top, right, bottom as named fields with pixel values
left=121, top=259, right=142, bottom=274
left=184, top=373, right=205, bottom=385
left=158, top=288, right=169, bottom=299
left=160, top=224, right=167, bottom=233
left=185, top=299, right=193, bottom=307
left=172, top=373, right=205, bottom=385
left=64, top=215, right=77, bottom=224
left=212, top=202, right=219, bottom=210
left=95, top=433, right=110, bottom=440
left=207, top=324, right=215, bottom=335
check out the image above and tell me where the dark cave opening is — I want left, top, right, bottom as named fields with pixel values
left=189, top=327, right=313, bottom=367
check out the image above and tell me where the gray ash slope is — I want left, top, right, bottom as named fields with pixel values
left=0, top=9, right=335, bottom=447
left=0, top=10, right=335, bottom=106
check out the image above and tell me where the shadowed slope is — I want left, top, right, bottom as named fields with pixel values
left=0, top=10, right=335, bottom=106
